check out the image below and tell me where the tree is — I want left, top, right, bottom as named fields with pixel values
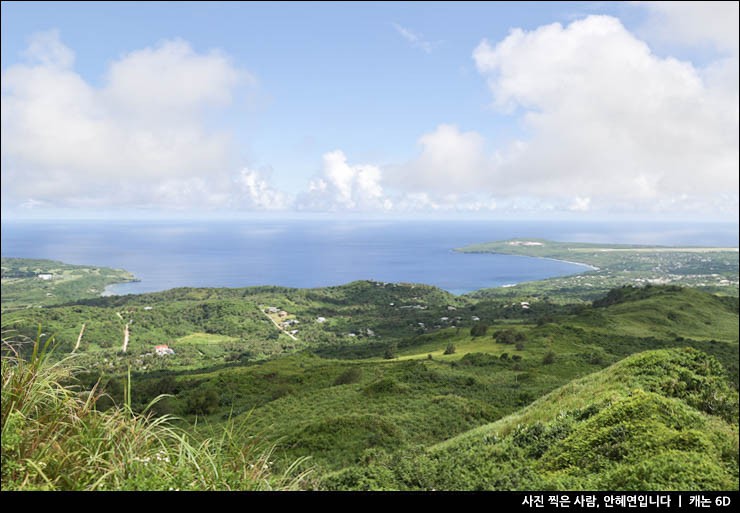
left=494, top=329, right=517, bottom=344
left=444, top=343, right=456, bottom=355
left=470, top=323, right=489, bottom=337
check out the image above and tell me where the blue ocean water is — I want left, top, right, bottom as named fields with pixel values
left=1, top=219, right=737, bottom=296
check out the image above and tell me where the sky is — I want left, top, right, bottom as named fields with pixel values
left=1, top=1, right=738, bottom=221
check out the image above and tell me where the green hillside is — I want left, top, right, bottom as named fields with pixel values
left=585, top=285, right=739, bottom=341
left=74, top=285, right=735, bottom=480
left=324, top=348, right=739, bottom=490
left=2, top=256, right=738, bottom=490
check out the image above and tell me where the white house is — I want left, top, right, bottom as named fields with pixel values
left=37, top=273, right=53, bottom=280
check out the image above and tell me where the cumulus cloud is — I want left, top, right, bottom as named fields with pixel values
left=636, top=1, right=739, bottom=55
left=473, top=15, right=738, bottom=194
left=236, top=167, right=291, bottom=210
left=1, top=31, right=256, bottom=210
left=388, top=14, right=737, bottom=217
left=392, top=124, right=490, bottom=194
left=297, top=150, right=392, bottom=211
left=468, top=15, right=738, bottom=210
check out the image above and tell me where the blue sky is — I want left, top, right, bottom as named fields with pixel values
left=1, top=1, right=738, bottom=220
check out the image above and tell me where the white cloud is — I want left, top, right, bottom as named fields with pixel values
left=393, top=23, right=439, bottom=53
left=236, top=167, right=290, bottom=210
left=1, top=31, right=256, bottom=210
left=21, top=29, right=75, bottom=69
left=297, top=150, right=392, bottom=211
left=103, top=39, right=250, bottom=123
left=636, top=1, right=739, bottom=55
left=569, top=196, right=591, bottom=212
left=468, top=15, right=738, bottom=211
left=392, top=124, right=490, bottom=193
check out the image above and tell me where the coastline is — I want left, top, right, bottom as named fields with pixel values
left=531, top=255, right=599, bottom=271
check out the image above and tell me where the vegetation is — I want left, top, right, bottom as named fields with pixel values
left=324, top=348, right=739, bottom=490
left=1, top=258, right=136, bottom=310
left=1, top=246, right=738, bottom=491
left=1, top=335, right=311, bottom=490
left=470, top=323, right=488, bottom=337
left=458, top=239, right=739, bottom=302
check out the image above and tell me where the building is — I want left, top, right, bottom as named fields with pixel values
left=154, top=344, right=175, bottom=356
left=37, top=273, right=53, bottom=280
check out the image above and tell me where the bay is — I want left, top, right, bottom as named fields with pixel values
left=1, top=219, right=737, bottom=296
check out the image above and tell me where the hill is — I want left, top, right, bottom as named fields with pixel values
left=84, top=285, right=735, bottom=478
left=2, top=266, right=738, bottom=489
left=323, top=348, right=739, bottom=490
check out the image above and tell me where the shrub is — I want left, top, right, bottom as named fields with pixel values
left=443, top=344, right=456, bottom=355
left=184, top=385, right=220, bottom=415
left=334, top=367, right=363, bottom=386
left=542, top=350, right=556, bottom=365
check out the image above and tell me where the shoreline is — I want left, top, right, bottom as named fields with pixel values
left=529, top=255, right=599, bottom=272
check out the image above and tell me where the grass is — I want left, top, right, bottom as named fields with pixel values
left=0, top=332, right=312, bottom=490
left=176, top=333, right=240, bottom=345
left=324, top=348, right=739, bottom=491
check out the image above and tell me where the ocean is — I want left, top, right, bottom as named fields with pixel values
left=1, top=219, right=737, bottom=296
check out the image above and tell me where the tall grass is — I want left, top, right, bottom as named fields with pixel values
left=1, top=332, right=311, bottom=490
